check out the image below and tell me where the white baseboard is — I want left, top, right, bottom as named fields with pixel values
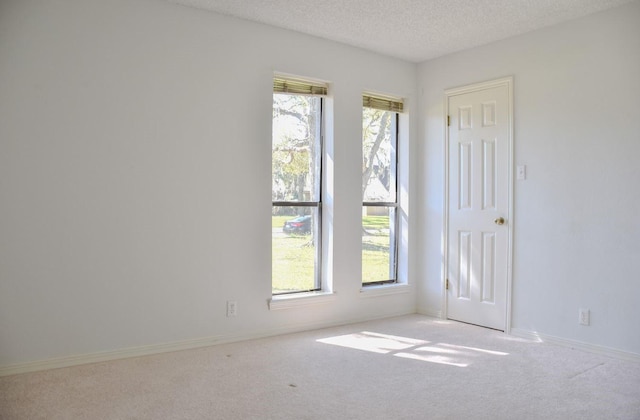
left=510, top=328, right=640, bottom=363
left=0, top=335, right=227, bottom=377
left=417, top=308, right=442, bottom=319
left=0, top=309, right=416, bottom=377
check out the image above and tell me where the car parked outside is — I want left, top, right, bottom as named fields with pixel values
left=283, top=215, right=312, bottom=234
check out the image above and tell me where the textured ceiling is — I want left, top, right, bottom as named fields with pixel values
left=170, top=0, right=635, bottom=62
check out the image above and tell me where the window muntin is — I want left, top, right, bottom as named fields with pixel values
left=272, top=91, right=323, bottom=295
left=362, top=106, right=399, bottom=285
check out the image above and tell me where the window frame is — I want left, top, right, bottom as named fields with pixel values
left=361, top=102, right=401, bottom=287
left=272, top=81, right=326, bottom=296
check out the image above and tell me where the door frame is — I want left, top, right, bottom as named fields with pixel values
left=442, top=76, right=514, bottom=333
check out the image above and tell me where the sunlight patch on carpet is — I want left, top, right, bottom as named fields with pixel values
left=317, top=331, right=427, bottom=354
left=317, top=331, right=509, bottom=367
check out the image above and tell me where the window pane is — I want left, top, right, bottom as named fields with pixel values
left=362, top=108, right=396, bottom=202
left=362, top=206, right=396, bottom=284
left=272, top=206, right=320, bottom=294
left=273, top=94, right=322, bottom=202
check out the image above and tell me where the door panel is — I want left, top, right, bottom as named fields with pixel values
left=446, top=81, right=511, bottom=331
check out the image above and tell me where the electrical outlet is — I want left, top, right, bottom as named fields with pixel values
left=579, top=308, right=590, bottom=326
left=227, top=301, right=237, bottom=317
left=517, top=165, right=526, bottom=180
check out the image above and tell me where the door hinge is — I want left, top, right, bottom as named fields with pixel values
left=447, top=115, right=450, bottom=126
left=446, top=279, right=449, bottom=290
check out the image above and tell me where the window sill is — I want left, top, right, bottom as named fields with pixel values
left=268, top=291, right=336, bottom=310
left=360, top=283, right=412, bottom=298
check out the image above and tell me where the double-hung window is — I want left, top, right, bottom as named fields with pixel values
left=362, top=94, right=403, bottom=285
left=272, top=77, right=326, bottom=295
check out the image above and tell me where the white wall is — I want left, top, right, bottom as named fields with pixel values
left=417, top=1, right=640, bottom=355
left=3, top=0, right=637, bottom=372
left=0, top=0, right=418, bottom=369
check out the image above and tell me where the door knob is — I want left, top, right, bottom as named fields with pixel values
left=494, top=217, right=505, bottom=225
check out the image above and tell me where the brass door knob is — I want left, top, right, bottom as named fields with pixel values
left=494, top=217, right=505, bottom=225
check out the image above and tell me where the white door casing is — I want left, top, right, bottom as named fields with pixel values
left=444, top=77, right=513, bottom=331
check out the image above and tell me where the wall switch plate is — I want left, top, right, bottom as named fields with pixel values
left=517, top=165, right=526, bottom=180
left=227, top=301, right=237, bottom=317
left=579, top=308, right=590, bottom=326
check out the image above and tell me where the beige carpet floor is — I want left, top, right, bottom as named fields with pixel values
left=1, top=315, right=639, bottom=419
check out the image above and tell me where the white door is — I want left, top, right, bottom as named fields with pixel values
left=445, top=78, right=512, bottom=331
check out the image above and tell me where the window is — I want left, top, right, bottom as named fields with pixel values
left=362, top=94, right=402, bottom=285
left=272, top=77, right=326, bottom=295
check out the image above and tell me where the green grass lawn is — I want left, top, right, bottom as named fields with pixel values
left=362, top=215, right=392, bottom=284
left=272, top=215, right=291, bottom=228
left=362, top=215, right=389, bottom=230
left=272, top=233, right=316, bottom=293
left=272, top=214, right=392, bottom=293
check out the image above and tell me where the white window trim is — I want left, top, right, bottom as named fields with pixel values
left=268, top=291, right=336, bottom=310
left=360, top=282, right=412, bottom=298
